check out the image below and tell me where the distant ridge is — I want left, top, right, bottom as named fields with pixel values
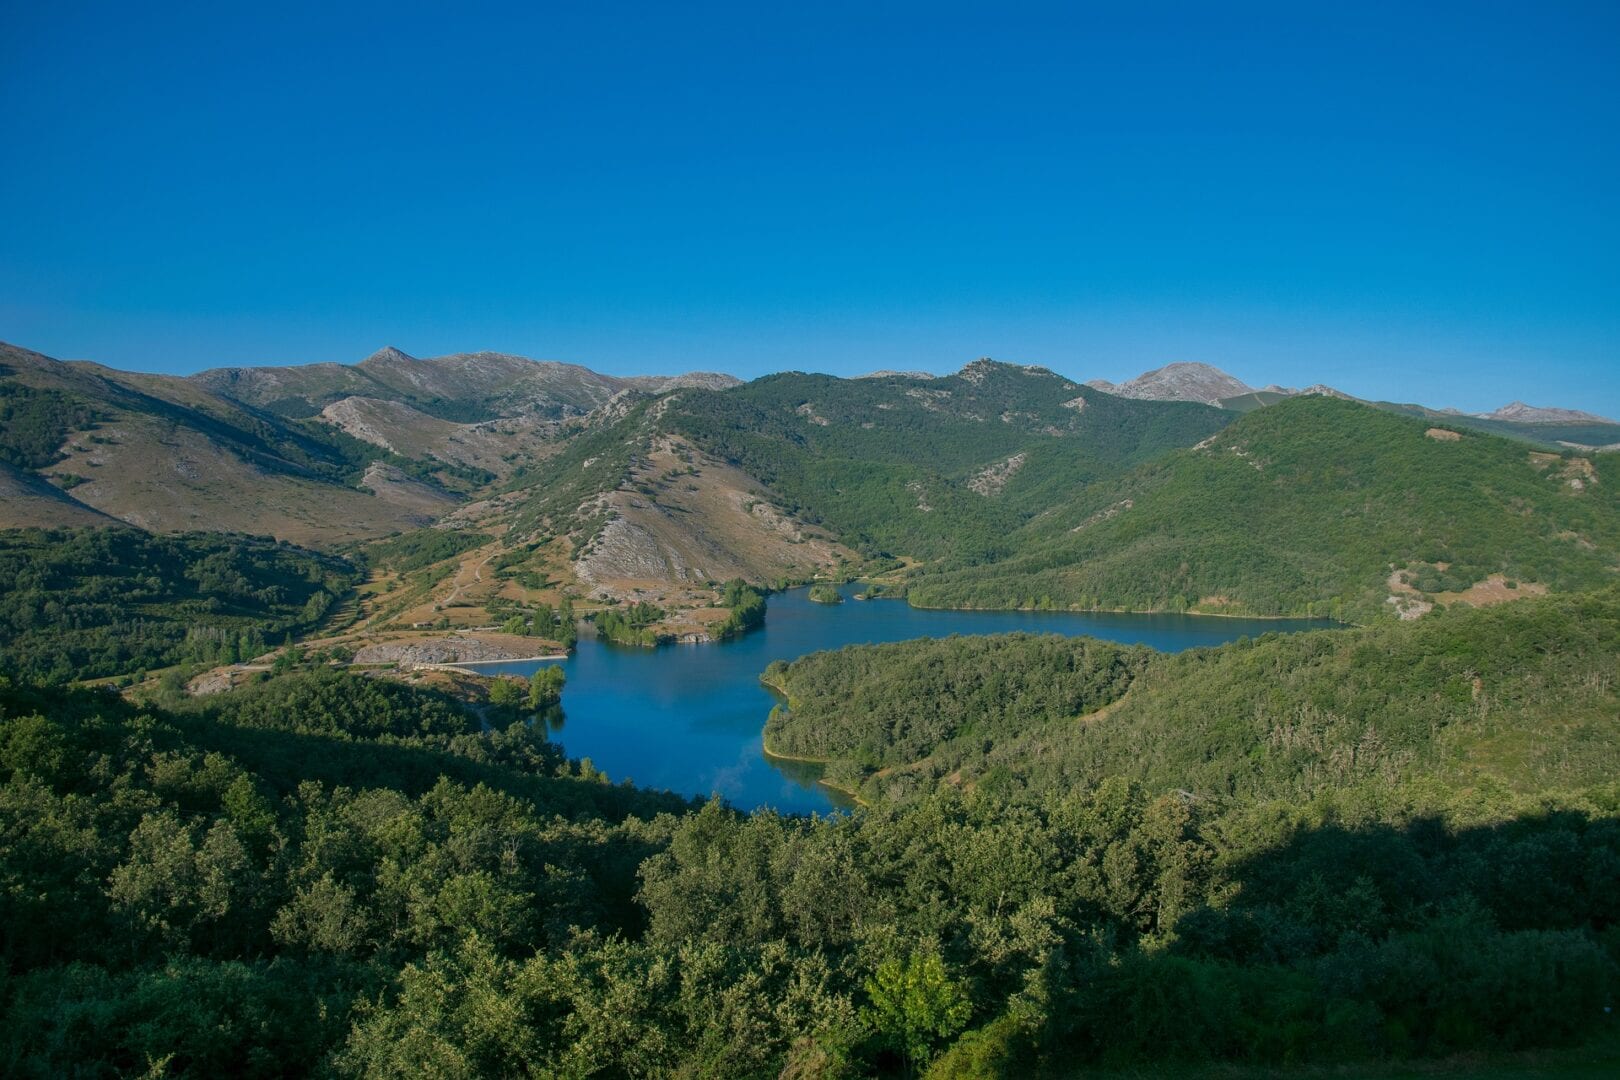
left=192, top=347, right=740, bottom=421
left=1089, top=361, right=1618, bottom=440
left=1481, top=401, right=1616, bottom=425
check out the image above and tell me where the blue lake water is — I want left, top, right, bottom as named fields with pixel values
left=469, top=585, right=1333, bottom=814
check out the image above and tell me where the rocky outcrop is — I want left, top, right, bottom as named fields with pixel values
left=352, top=637, right=535, bottom=666
left=968, top=453, right=1027, bottom=496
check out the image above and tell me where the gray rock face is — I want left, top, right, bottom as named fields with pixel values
left=1479, top=401, right=1616, bottom=424
left=1087, top=362, right=1256, bottom=405
left=351, top=638, right=535, bottom=666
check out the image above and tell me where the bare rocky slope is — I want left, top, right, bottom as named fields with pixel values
left=0, top=342, right=457, bottom=544
left=1088, top=361, right=1261, bottom=404
left=192, top=345, right=739, bottom=421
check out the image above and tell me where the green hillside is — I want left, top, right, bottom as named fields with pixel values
left=907, top=395, right=1620, bottom=620
left=765, top=586, right=1620, bottom=807
left=0, top=528, right=360, bottom=682
left=502, top=361, right=1233, bottom=565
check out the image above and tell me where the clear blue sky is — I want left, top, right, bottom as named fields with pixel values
left=3, top=1, right=1617, bottom=415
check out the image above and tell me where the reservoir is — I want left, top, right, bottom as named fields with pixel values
left=471, top=585, right=1332, bottom=814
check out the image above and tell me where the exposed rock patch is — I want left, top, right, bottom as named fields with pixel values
left=968, top=453, right=1027, bottom=496
left=1072, top=499, right=1133, bottom=532
left=352, top=636, right=536, bottom=666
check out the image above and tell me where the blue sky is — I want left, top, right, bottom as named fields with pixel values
left=3, top=1, right=1617, bottom=415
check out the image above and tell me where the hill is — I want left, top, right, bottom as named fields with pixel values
left=906, top=395, right=1620, bottom=621
left=1088, top=360, right=1262, bottom=404
left=0, top=343, right=469, bottom=545
left=764, top=586, right=1620, bottom=807
left=493, top=359, right=1234, bottom=598
left=0, top=527, right=359, bottom=682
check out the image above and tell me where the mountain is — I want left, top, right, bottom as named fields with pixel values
left=1481, top=401, right=1616, bottom=424
left=906, top=395, right=1620, bottom=621
left=490, top=359, right=1235, bottom=597
left=13, top=336, right=1620, bottom=624
left=0, top=342, right=461, bottom=545
left=1087, top=361, right=1257, bottom=404
left=1092, top=361, right=1620, bottom=450
left=191, top=346, right=739, bottom=422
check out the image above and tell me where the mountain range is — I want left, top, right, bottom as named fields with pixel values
left=1088, top=360, right=1618, bottom=425
left=3, top=339, right=1617, bottom=626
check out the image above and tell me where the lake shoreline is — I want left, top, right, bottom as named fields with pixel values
left=480, top=582, right=1334, bottom=815
left=759, top=738, right=869, bottom=808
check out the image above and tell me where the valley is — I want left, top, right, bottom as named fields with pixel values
left=4, top=340, right=1620, bottom=1077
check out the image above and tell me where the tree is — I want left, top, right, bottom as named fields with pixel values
left=528, top=666, right=565, bottom=710
left=487, top=678, right=524, bottom=711
left=863, top=952, right=972, bottom=1071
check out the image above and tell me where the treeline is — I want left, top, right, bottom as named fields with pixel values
left=905, top=396, right=1620, bottom=621
left=765, top=634, right=1151, bottom=770
left=3, top=667, right=1617, bottom=1075
left=0, top=528, right=359, bottom=682
left=766, top=587, right=1620, bottom=808
left=0, top=668, right=694, bottom=1076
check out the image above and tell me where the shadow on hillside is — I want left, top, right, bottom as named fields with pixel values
left=1020, top=808, right=1620, bottom=1071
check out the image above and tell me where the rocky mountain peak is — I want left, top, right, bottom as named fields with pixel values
left=1087, top=362, right=1256, bottom=405
left=1296, top=384, right=1356, bottom=400
left=362, top=346, right=418, bottom=366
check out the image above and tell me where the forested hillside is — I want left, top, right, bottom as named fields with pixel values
left=4, top=653, right=1618, bottom=1075
left=661, top=363, right=1232, bottom=562
left=0, top=528, right=359, bottom=682
left=501, top=361, right=1232, bottom=570
left=907, top=395, right=1620, bottom=620
left=766, top=587, right=1620, bottom=808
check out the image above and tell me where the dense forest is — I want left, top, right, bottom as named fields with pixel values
left=0, top=528, right=359, bottom=682
left=3, top=641, right=1619, bottom=1075
left=906, top=396, right=1620, bottom=621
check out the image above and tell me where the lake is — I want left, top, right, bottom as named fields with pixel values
left=469, top=585, right=1333, bottom=814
